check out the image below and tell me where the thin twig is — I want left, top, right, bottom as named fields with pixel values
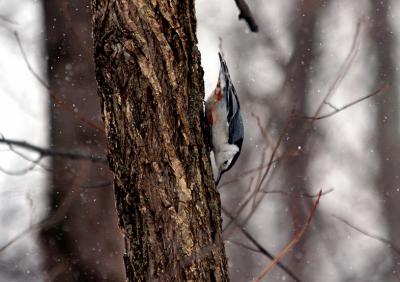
left=223, top=108, right=295, bottom=234
left=324, top=101, right=339, bottom=111
left=8, top=146, right=52, bottom=172
left=304, top=84, right=390, bottom=120
left=0, top=155, right=43, bottom=176
left=254, top=191, right=322, bottom=282
left=0, top=163, right=89, bottom=253
left=227, top=239, right=262, bottom=254
left=0, top=15, right=17, bottom=25
left=81, top=181, right=113, bottom=189
left=222, top=207, right=301, bottom=282
left=14, top=31, right=104, bottom=132
left=251, top=112, right=271, bottom=146
left=14, top=31, right=49, bottom=88
left=233, top=0, right=258, bottom=32
left=333, top=214, right=400, bottom=256
left=0, top=136, right=108, bottom=164
left=219, top=149, right=298, bottom=188
left=256, top=108, right=295, bottom=192
left=0, top=186, right=77, bottom=253
left=223, top=17, right=365, bottom=238
left=0, top=131, right=49, bottom=175
left=311, top=17, right=364, bottom=119
left=261, top=188, right=334, bottom=198
left=0, top=225, right=33, bottom=253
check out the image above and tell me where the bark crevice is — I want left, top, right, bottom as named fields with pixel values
left=92, top=0, right=229, bottom=280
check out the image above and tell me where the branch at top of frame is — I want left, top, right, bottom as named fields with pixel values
left=233, top=0, right=258, bottom=32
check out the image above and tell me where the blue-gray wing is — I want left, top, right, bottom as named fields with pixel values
left=218, top=52, right=244, bottom=148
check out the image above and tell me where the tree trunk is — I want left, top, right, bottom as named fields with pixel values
left=279, top=1, right=321, bottom=274
left=41, top=0, right=124, bottom=280
left=91, top=1, right=229, bottom=280
left=371, top=0, right=400, bottom=280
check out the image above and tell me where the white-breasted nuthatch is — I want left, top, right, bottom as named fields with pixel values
left=206, top=52, right=244, bottom=184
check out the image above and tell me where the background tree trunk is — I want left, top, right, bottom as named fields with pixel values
left=40, top=0, right=124, bottom=280
left=91, top=0, right=229, bottom=280
left=281, top=1, right=321, bottom=273
left=372, top=0, right=400, bottom=280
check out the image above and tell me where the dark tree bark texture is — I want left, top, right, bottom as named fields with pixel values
left=91, top=0, right=229, bottom=280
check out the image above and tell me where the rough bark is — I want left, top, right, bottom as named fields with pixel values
left=91, top=0, right=229, bottom=281
left=41, top=0, right=124, bottom=281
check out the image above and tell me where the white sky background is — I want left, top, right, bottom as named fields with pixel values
left=0, top=0, right=399, bottom=281
left=0, top=0, right=46, bottom=281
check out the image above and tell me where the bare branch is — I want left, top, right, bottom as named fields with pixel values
left=0, top=136, right=108, bottom=164
left=304, top=84, right=390, bottom=120
left=0, top=136, right=111, bottom=187
left=0, top=163, right=89, bottom=253
left=251, top=112, right=271, bottom=146
left=80, top=181, right=112, bottom=189
left=227, top=239, right=262, bottom=254
left=233, top=0, right=258, bottom=32
left=223, top=108, right=296, bottom=234
left=311, top=17, right=364, bottom=119
left=256, top=108, right=295, bottom=191
left=0, top=224, right=32, bottom=253
left=14, top=31, right=104, bottom=132
left=0, top=184, right=78, bottom=253
left=333, top=214, right=400, bottom=256
left=222, top=207, right=301, bottom=282
left=10, top=143, right=52, bottom=171
left=219, top=150, right=297, bottom=188
left=0, top=133, right=50, bottom=175
left=254, top=191, right=322, bottom=282
left=324, top=101, right=339, bottom=111
left=261, top=188, right=334, bottom=198
left=14, top=31, right=49, bottom=88
left=0, top=155, right=43, bottom=176
left=0, top=15, right=17, bottom=25
left=223, top=17, right=365, bottom=239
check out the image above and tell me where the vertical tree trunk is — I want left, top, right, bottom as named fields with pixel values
left=372, top=0, right=400, bottom=280
left=91, top=1, right=229, bottom=280
left=280, top=0, right=321, bottom=274
left=41, top=0, right=124, bottom=280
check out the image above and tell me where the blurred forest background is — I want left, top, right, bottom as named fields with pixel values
left=0, top=0, right=399, bottom=281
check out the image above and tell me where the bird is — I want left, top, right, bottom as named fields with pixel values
left=205, top=52, right=244, bottom=184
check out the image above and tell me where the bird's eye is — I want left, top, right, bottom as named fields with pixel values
left=223, top=160, right=228, bottom=165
